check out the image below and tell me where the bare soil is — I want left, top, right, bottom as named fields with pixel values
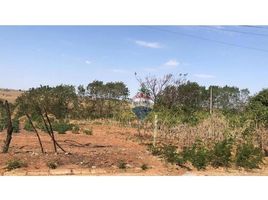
left=1, top=122, right=268, bottom=176
left=0, top=123, right=183, bottom=175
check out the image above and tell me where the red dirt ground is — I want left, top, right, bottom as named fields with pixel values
left=0, top=123, right=184, bottom=175
left=1, top=122, right=268, bottom=176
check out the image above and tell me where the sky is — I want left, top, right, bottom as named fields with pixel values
left=0, top=25, right=268, bottom=96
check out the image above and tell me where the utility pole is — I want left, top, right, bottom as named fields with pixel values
left=210, top=86, right=213, bottom=115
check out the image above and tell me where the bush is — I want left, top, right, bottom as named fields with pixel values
left=24, top=120, right=34, bottom=132
left=162, top=144, right=180, bottom=164
left=141, top=164, right=149, bottom=170
left=47, top=161, right=58, bottom=169
left=72, top=124, right=80, bottom=134
left=210, top=138, right=234, bottom=168
left=147, top=144, right=162, bottom=156
left=118, top=160, right=127, bottom=169
left=6, top=159, right=27, bottom=171
left=235, top=142, right=264, bottom=169
left=12, top=118, right=20, bottom=133
left=83, top=128, right=93, bottom=135
left=52, top=121, right=73, bottom=134
left=182, top=140, right=210, bottom=170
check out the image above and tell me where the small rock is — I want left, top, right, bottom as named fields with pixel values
left=91, top=166, right=96, bottom=169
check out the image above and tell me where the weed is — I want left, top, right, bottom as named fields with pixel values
left=83, top=128, right=93, bottom=135
left=141, top=164, right=149, bottom=170
left=118, top=160, right=127, bottom=169
left=6, top=159, right=27, bottom=171
left=47, top=161, right=58, bottom=169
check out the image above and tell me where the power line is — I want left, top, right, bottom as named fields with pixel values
left=142, top=26, right=268, bottom=53
left=241, top=25, right=268, bottom=30
left=200, top=26, right=268, bottom=37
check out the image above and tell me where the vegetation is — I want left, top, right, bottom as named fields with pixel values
left=6, top=159, right=27, bottom=171
left=118, top=160, right=127, bottom=169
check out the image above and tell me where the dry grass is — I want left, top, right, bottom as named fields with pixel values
left=0, top=89, right=23, bottom=103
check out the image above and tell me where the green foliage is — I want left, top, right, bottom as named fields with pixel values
left=12, top=118, right=20, bottom=133
left=118, top=160, right=127, bottom=169
left=24, top=120, right=34, bottom=132
left=47, top=161, right=58, bottom=169
left=16, top=85, right=78, bottom=120
left=161, top=144, right=180, bottom=164
left=235, top=142, right=264, bottom=169
left=52, top=121, right=73, bottom=134
left=210, top=138, right=234, bottom=168
left=182, top=140, right=210, bottom=170
left=141, top=164, right=149, bottom=170
left=147, top=144, right=162, bottom=156
left=6, top=159, right=27, bottom=171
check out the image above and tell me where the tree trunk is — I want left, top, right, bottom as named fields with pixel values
left=2, top=101, right=14, bottom=153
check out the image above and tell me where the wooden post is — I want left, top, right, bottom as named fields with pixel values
left=26, top=113, right=45, bottom=154
left=210, top=86, right=213, bottom=115
left=2, top=101, right=14, bottom=153
left=153, top=114, right=158, bottom=147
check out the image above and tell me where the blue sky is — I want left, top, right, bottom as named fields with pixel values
left=0, top=26, right=268, bottom=96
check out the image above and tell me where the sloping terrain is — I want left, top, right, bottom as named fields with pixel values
left=0, top=89, right=23, bottom=103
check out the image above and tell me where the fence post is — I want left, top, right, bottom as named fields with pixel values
left=153, top=114, right=158, bottom=147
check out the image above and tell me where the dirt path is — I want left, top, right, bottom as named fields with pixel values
left=0, top=123, right=184, bottom=175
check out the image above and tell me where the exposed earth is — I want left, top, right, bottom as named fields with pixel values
left=1, top=122, right=268, bottom=176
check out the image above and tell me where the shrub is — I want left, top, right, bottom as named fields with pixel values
left=52, top=121, right=73, bottom=134
left=83, top=128, right=93, bottom=135
left=235, top=142, right=264, bottom=169
left=147, top=144, right=162, bottom=156
left=12, top=118, right=20, bottom=133
left=210, top=138, right=234, bottom=168
left=118, top=160, right=127, bottom=169
left=72, top=124, right=80, bottom=134
left=47, top=161, right=58, bottom=169
left=141, top=164, right=149, bottom=170
left=6, top=159, right=27, bottom=171
left=162, top=144, right=180, bottom=164
left=182, top=140, right=210, bottom=170
left=24, top=120, right=34, bottom=132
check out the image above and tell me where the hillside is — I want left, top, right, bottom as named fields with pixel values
left=0, top=89, right=23, bottom=103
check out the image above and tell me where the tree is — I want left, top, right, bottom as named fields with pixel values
left=77, top=85, right=86, bottom=97
left=135, top=73, right=187, bottom=103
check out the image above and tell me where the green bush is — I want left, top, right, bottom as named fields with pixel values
left=47, top=161, right=58, bottom=169
left=147, top=144, right=162, bottom=156
left=52, top=121, right=73, bottom=134
left=118, top=160, right=127, bottom=169
left=24, top=120, right=34, bottom=132
left=141, top=164, right=149, bottom=170
left=182, top=140, right=210, bottom=170
left=12, top=118, right=20, bottom=133
left=235, top=142, right=264, bottom=169
left=6, top=159, right=27, bottom=171
left=210, top=138, right=234, bottom=168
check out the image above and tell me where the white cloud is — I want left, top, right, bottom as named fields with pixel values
left=85, top=60, right=92, bottom=65
left=135, top=40, right=162, bottom=49
left=194, top=74, right=215, bottom=79
left=164, top=59, right=179, bottom=67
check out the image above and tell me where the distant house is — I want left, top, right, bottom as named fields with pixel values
left=131, top=92, right=154, bottom=108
